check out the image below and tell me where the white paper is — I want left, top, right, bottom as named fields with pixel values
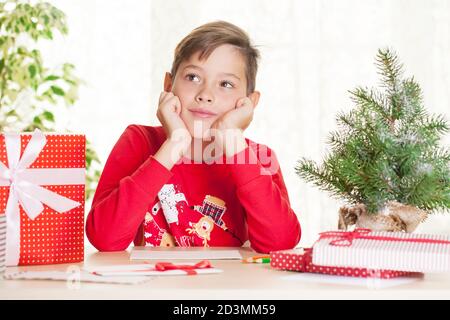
left=3, top=270, right=151, bottom=285
left=130, top=246, right=242, bottom=260
left=83, top=263, right=223, bottom=276
left=281, top=272, right=422, bottom=288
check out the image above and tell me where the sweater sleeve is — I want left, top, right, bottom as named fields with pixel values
left=226, top=143, right=301, bottom=253
left=86, top=125, right=173, bottom=251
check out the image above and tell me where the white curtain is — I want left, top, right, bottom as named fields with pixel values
left=46, top=0, right=450, bottom=247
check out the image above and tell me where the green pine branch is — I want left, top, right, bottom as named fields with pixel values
left=296, top=48, right=450, bottom=214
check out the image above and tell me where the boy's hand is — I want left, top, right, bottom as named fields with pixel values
left=211, top=97, right=255, bottom=131
left=209, top=97, right=254, bottom=157
left=155, top=91, right=192, bottom=168
left=156, top=91, right=192, bottom=152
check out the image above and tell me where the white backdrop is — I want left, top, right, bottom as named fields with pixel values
left=41, top=0, right=450, bottom=247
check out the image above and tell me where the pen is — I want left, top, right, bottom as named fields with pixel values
left=242, top=255, right=271, bottom=263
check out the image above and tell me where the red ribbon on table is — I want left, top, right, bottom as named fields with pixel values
left=154, top=260, right=212, bottom=275
left=318, top=228, right=450, bottom=247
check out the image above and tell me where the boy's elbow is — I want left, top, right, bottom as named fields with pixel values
left=275, top=216, right=302, bottom=251
left=272, top=230, right=301, bottom=252
left=251, top=223, right=301, bottom=254
left=86, top=220, right=130, bottom=252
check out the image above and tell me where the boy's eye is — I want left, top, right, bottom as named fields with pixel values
left=186, top=73, right=200, bottom=82
left=186, top=73, right=234, bottom=88
left=221, top=81, right=234, bottom=88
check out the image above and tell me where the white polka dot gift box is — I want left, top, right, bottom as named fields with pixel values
left=270, top=248, right=419, bottom=279
left=312, top=229, right=450, bottom=273
left=0, top=129, right=85, bottom=266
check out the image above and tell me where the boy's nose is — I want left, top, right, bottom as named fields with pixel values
left=195, top=89, right=214, bottom=104
left=196, top=96, right=213, bottom=103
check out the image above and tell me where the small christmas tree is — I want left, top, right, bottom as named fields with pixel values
left=296, top=48, right=450, bottom=231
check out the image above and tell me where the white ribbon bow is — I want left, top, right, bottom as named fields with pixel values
left=0, top=129, right=85, bottom=266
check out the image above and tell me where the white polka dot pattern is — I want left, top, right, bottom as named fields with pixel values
left=0, top=133, right=85, bottom=266
left=270, top=248, right=419, bottom=279
left=0, top=214, right=6, bottom=273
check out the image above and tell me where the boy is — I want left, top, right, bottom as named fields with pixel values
left=86, top=21, right=301, bottom=253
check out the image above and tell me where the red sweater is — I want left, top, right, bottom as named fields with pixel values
left=86, top=125, right=301, bottom=253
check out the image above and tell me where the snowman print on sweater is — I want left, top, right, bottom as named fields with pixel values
left=157, top=184, right=187, bottom=225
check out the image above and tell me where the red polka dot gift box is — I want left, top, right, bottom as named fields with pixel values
left=270, top=248, right=420, bottom=279
left=0, top=130, right=85, bottom=266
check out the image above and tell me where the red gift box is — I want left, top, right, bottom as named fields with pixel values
left=270, top=248, right=421, bottom=279
left=0, top=130, right=85, bottom=266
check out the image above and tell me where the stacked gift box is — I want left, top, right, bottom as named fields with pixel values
left=271, top=229, right=450, bottom=278
left=270, top=248, right=420, bottom=279
left=0, top=129, right=85, bottom=266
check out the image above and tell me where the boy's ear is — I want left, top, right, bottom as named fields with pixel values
left=248, top=91, right=261, bottom=108
left=164, top=72, right=173, bottom=92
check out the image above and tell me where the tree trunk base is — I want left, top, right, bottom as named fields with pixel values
left=338, top=201, right=428, bottom=233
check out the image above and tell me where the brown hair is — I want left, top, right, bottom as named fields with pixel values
left=170, top=20, right=260, bottom=94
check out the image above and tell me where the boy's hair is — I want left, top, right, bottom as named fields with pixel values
left=170, top=20, right=260, bottom=94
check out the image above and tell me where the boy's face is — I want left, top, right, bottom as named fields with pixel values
left=165, top=44, right=256, bottom=140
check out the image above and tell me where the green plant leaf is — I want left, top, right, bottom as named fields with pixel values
left=50, top=85, right=64, bottom=96
left=28, top=64, right=36, bottom=78
left=42, top=110, right=55, bottom=122
left=44, top=75, right=59, bottom=81
left=0, top=0, right=101, bottom=201
left=32, top=115, right=43, bottom=126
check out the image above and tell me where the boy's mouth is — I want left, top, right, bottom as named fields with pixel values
left=188, top=107, right=217, bottom=118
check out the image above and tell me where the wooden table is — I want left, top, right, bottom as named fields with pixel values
left=1, top=247, right=450, bottom=300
